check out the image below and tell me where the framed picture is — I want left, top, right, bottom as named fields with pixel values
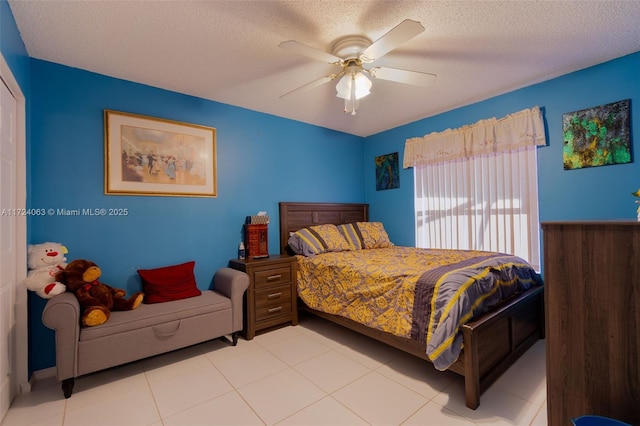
left=562, top=99, right=631, bottom=170
left=105, top=110, right=217, bottom=197
left=375, top=152, right=400, bottom=191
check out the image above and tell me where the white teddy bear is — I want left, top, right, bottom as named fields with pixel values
left=24, top=242, right=68, bottom=299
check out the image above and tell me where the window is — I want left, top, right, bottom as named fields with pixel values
left=404, top=107, right=545, bottom=270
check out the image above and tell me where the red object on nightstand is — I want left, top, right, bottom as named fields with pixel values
left=244, top=224, right=268, bottom=259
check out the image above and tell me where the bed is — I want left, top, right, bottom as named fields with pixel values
left=279, top=202, right=545, bottom=410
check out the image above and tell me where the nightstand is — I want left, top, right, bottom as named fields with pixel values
left=229, top=255, right=298, bottom=339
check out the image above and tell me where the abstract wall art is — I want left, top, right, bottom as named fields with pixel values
left=562, top=99, right=631, bottom=170
left=375, top=152, right=400, bottom=191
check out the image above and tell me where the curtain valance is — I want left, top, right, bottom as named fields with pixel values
left=403, top=106, right=546, bottom=168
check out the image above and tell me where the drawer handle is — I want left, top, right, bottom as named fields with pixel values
left=268, top=306, right=283, bottom=314
left=267, top=274, right=282, bottom=281
left=152, top=320, right=182, bottom=338
left=267, top=292, right=282, bottom=299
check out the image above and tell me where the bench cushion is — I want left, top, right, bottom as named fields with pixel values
left=80, top=290, right=231, bottom=342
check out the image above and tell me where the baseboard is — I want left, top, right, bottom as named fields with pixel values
left=17, top=367, right=56, bottom=394
left=19, top=380, right=31, bottom=394
left=29, top=367, right=56, bottom=388
left=18, top=366, right=53, bottom=394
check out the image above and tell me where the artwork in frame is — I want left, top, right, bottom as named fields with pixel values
left=562, top=99, right=631, bottom=170
left=375, top=152, right=400, bottom=191
left=104, top=110, right=217, bottom=197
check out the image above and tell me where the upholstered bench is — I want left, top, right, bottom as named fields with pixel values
left=42, top=267, right=249, bottom=398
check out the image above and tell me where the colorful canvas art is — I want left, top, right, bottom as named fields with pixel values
left=375, top=152, right=400, bottom=190
left=562, top=99, right=631, bottom=170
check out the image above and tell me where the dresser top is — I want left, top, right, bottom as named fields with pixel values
left=542, top=220, right=640, bottom=226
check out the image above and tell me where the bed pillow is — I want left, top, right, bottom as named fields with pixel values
left=339, top=222, right=394, bottom=249
left=137, top=260, right=201, bottom=304
left=337, top=223, right=365, bottom=250
left=288, top=224, right=352, bottom=256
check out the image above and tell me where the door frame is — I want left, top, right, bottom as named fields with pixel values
left=0, top=51, right=29, bottom=396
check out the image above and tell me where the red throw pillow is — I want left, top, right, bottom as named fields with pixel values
left=137, top=261, right=201, bottom=304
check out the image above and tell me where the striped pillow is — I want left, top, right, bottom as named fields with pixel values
left=338, top=222, right=394, bottom=249
left=288, top=224, right=351, bottom=256
left=337, top=223, right=365, bottom=250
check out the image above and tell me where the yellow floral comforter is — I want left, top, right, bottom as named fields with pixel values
left=296, top=247, right=542, bottom=370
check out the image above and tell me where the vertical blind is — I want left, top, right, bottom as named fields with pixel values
left=404, top=107, right=546, bottom=270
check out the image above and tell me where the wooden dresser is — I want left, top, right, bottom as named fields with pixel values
left=542, top=222, right=639, bottom=426
left=229, top=255, right=298, bottom=339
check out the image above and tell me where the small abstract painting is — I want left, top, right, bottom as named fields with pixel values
left=375, top=152, right=400, bottom=191
left=562, top=99, right=631, bottom=170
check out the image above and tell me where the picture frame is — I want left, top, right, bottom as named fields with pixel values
left=104, top=110, right=217, bottom=197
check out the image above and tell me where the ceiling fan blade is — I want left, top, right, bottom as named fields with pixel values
left=279, top=40, right=343, bottom=64
left=279, top=74, right=338, bottom=98
left=369, top=66, right=436, bottom=87
left=360, top=19, right=425, bottom=62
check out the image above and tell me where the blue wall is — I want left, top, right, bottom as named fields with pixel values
left=365, top=52, right=640, bottom=246
left=26, top=60, right=364, bottom=371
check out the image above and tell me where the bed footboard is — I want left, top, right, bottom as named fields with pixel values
left=459, top=285, right=545, bottom=409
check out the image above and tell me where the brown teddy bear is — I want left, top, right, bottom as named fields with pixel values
left=56, top=259, right=144, bottom=327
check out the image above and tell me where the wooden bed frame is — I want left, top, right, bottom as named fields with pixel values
left=279, top=202, right=545, bottom=410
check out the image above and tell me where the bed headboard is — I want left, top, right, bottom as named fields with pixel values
left=279, top=202, right=369, bottom=255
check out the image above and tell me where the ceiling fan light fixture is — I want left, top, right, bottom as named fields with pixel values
left=279, top=20, right=432, bottom=116
left=336, top=72, right=371, bottom=115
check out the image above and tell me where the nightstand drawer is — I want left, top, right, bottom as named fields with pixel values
left=255, top=286, right=292, bottom=321
left=254, top=267, right=291, bottom=288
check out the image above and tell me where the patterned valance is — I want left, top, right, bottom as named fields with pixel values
left=403, top=106, right=546, bottom=168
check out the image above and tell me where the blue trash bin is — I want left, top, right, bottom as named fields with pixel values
left=571, top=415, right=632, bottom=426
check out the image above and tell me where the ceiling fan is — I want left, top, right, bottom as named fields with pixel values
left=279, top=19, right=436, bottom=115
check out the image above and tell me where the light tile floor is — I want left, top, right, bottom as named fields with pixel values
left=2, top=315, right=547, bottom=426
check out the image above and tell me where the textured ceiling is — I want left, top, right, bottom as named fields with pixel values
left=8, top=0, right=640, bottom=137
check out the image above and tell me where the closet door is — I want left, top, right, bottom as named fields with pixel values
left=0, top=75, right=18, bottom=421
